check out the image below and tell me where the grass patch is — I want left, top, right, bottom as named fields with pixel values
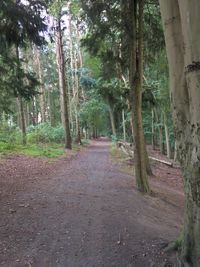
left=0, top=142, right=65, bottom=158
left=110, top=144, right=134, bottom=175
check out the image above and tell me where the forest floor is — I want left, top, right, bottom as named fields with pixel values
left=0, top=139, right=184, bottom=267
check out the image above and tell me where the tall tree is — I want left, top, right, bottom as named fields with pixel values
left=55, top=17, right=72, bottom=149
left=50, top=1, right=72, bottom=149
left=159, top=1, right=200, bottom=266
left=125, top=0, right=151, bottom=193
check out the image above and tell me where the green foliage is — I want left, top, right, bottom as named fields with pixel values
left=0, top=123, right=20, bottom=143
left=27, top=123, right=65, bottom=143
left=0, top=0, right=48, bottom=113
left=0, top=122, right=65, bottom=157
left=0, top=0, right=47, bottom=48
left=80, top=98, right=109, bottom=132
left=0, top=142, right=65, bottom=158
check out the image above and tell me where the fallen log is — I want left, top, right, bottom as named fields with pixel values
left=117, top=141, right=173, bottom=167
left=149, top=156, right=173, bottom=167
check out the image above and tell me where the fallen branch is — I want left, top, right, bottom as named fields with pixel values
left=149, top=156, right=173, bottom=167
left=117, top=141, right=173, bottom=167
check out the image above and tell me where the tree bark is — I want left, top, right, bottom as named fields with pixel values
left=16, top=46, right=27, bottom=145
left=108, top=102, right=116, bottom=137
left=74, top=49, right=82, bottom=145
left=122, top=109, right=126, bottom=141
left=128, top=0, right=150, bottom=193
left=164, top=112, right=171, bottom=158
left=159, top=0, right=200, bottom=265
left=35, top=48, right=46, bottom=123
left=17, top=97, right=27, bottom=145
left=155, top=108, right=165, bottom=154
left=55, top=18, right=72, bottom=149
left=151, top=108, right=156, bottom=150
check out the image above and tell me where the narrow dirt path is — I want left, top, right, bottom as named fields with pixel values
left=0, top=140, right=183, bottom=267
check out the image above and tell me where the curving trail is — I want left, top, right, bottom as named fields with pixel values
left=0, top=139, right=183, bottom=266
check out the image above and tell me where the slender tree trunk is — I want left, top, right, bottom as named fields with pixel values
left=174, top=140, right=178, bottom=162
left=108, top=102, right=116, bottom=137
left=26, top=103, right=30, bottom=127
left=155, top=108, right=164, bottom=154
left=128, top=0, right=150, bottom=193
left=55, top=19, right=72, bottom=149
left=151, top=108, right=156, bottom=150
left=35, top=48, right=46, bottom=123
left=31, top=97, right=37, bottom=126
left=164, top=112, right=171, bottom=158
left=17, top=97, right=26, bottom=145
left=74, top=50, right=82, bottom=145
left=122, top=109, right=126, bottom=141
left=159, top=1, right=200, bottom=265
left=68, top=12, right=75, bottom=137
left=16, top=46, right=27, bottom=145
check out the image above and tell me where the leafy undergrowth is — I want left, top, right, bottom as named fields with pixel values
left=0, top=142, right=65, bottom=158
left=110, top=145, right=134, bottom=174
left=0, top=139, right=90, bottom=158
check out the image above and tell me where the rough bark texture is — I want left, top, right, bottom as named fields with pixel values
left=55, top=19, right=72, bottom=149
left=159, top=0, right=200, bottom=266
left=128, top=0, right=150, bottom=193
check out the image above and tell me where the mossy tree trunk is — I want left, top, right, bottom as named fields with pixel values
left=159, top=0, right=200, bottom=265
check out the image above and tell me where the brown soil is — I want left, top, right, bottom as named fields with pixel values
left=0, top=139, right=184, bottom=267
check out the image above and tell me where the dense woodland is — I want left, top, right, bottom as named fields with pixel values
left=0, top=0, right=200, bottom=266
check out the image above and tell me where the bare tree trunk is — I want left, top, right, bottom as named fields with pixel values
left=155, top=108, right=164, bottom=154
left=74, top=49, right=82, bottom=145
left=151, top=108, right=156, bottom=150
left=159, top=0, right=200, bottom=265
left=164, top=112, right=171, bottom=158
left=55, top=19, right=72, bottom=149
left=122, top=109, right=126, bottom=141
left=68, top=11, right=75, bottom=137
left=17, top=97, right=26, bottom=145
left=108, top=102, right=116, bottom=137
left=174, top=140, right=178, bottom=162
left=128, top=0, right=150, bottom=193
left=16, top=46, right=27, bottom=145
left=35, top=48, right=46, bottom=123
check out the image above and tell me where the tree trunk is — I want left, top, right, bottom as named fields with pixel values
left=108, top=102, right=116, bottom=137
left=174, top=140, right=178, bottom=162
left=35, top=48, right=46, bottom=123
left=17, top=97, right=26, bottom=145
left=16, top=46, right=26, bottom=145
left=155, top=108, right=165, bottom=154
left=55, top=18, right=72, bottom=149
left=68, top=11, right=76, bottom=139
left=159, top=1, right=200, bottom=265
left=151, top=108, right=156, bottom=150
left=74, top=50, right=82, bottom=145
left=164, top=112, right=171, bottom=158
left=122, top=109, right=126, bottom=141
left=128, top=0, right=150, bottom=193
